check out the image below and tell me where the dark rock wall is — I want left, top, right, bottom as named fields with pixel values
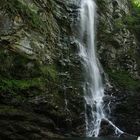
left=0, top=0, right=83, bottom=139
left=97, top=0, right=140, bottom=136
left=0, top=0, right=139, bottom=139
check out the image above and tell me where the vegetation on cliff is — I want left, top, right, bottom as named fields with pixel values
left=0, top=0, right=139, bottom=138
left=124, top=0, right=140, bottom=38
left=107, top=69, right=140, bottom=90
left=1, top=0, right=47, bottom=32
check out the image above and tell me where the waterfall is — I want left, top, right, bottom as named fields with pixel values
left=78, top=0, right=124, bottom=137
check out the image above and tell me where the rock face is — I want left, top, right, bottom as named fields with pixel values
left=97, top=0, right=140, bottom=136
left=0, top=0, right=84, bottom=139
left=98, top=0, right=139, bottom=76
left=0, top=0, right=139, bottom=139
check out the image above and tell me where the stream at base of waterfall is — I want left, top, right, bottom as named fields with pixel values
left=78, top=0, right=123, bottom=137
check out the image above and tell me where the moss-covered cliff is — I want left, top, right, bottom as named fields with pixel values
left=0, top=0, right=139, bottom=139
left=0, top=0, right=84, bottom=139
left=97, top=0, right=140, bottom=136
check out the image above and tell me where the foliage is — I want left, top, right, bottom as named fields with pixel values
left=0, top=45, right=59, bottom=98
left=131, top=0, right=140, bottom=7
left=123, top=0, right=140, bottom=38
left=0, top=77, right=44, bottom=93
left=107, top=69, right=140, bottom=90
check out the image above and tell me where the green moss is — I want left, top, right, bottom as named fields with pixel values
left=114, top=19, right=124, bottom=30
left=0, top=77, right=44, bottom=93
left=122, top=0, right=140, bottom=39
left=1, top=0, right=46, bottom=33
left=107, top=69, right=140, bottom=90
left=40, top=65, right=58, bottom=81
left=0, top=47, right=59, bottom=97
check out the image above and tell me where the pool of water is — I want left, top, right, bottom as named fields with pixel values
left=53, top=137, right=137, bottom=140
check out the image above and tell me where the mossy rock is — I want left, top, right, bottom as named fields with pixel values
left=107, top=69, right=140, bottom=90
left=1, top=0, right=46, bottom=33
left=40, top=65, right=58, bottom=81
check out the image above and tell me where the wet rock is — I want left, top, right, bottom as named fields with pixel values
left=97, top=0, right=140, bottom=136
left=99, top=119, right=116, bottom=136
left=120, top=133, right=137, bottom=139
left=0, top=0, right=139, bottom=138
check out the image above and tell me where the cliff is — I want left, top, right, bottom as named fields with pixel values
left=97, top=0, right=140, bottom=136
left=0, top=0, right=139, bottom=139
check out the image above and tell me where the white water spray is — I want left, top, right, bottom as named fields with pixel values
left=79, top=0, right=123, bottom=137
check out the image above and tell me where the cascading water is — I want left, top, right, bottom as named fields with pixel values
left=78, top=0, right=124, bottom=137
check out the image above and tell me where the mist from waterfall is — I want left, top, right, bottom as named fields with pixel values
left=78, top=0, right=124, bottom=137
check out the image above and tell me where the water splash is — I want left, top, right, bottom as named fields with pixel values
left=78, top=0, right=123, bottom=137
